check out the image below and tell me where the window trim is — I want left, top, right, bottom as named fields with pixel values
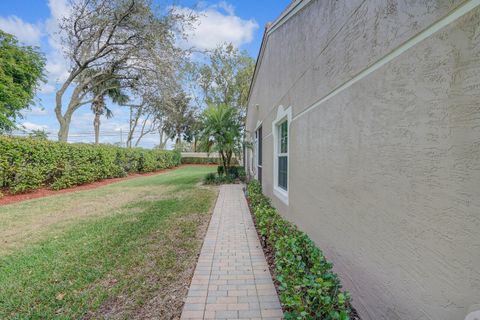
left=272, top=105, right=292, bottom=205
left=277, top=121, right=287, bottom=190
left=254, top=121, right=262, bottom=181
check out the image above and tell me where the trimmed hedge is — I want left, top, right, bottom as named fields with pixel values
left=181, top=157, right=239, bottom=165
left=181, top=157, right=221, bottom=165
left=246, top=181, right=352, bottom=320
left=0, top=136, right=181, bottom=194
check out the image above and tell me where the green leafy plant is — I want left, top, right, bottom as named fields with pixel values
left=217, top=165, right=245, bottom=180
left=0, top=31, right=46, bottom=132
left=203, top=172, right=217, bottom=184
left=181, top=157, right=222, bottom=165
left=203, top=166, right=246, bottom=185
left=246, top=181, right=353, bottom=320
left=0, top=137, right=181, bottom=194
left=200, top=104, right=242, bottom=175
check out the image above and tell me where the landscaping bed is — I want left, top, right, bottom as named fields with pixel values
left=0, top=166, right=177, bottom=206
left=245, top=181, right=360, bottom=320
left=203, top=165, right=246, bottom=185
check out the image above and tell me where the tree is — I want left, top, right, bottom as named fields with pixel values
left=81, top=70, right=129, bottom=144
left=0, top=30, right=45, bottom=132
left=28, top=129, right=48, bottom=140
left=91, top=85, right=128, bottom=145
left=163, top=91, right=196, bottom=148
left=197, top=43, right=255, bottom=120
left=201, top=104, right=242, bottom=173
left=124, top=74, right=177, bottom=148
left=54, top=0, right=191, bottom=141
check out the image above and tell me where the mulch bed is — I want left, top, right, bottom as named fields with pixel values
left=0, top=164, right=217, bottom=206
left=243, top=186, right=361, bottom=320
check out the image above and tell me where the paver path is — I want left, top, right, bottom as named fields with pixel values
left=181, top=184, right=283, bottom=320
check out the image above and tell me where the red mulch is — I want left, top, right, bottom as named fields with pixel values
left=0, top=164, right=216, bottom=206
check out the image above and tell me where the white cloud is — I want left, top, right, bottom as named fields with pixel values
left=48, top=0, right=70, bottom=24
left=25, top=107, right=48, bottom=116
left=0, top=16, right=42, bottom=46
left=45, top=58, right=70, bottom=85
left=39, top=82, right=56, bottom=94
left=44, top=0, right=71, bottom=85
left=21, top=121, right=49, bottom=131
left=175, top=2, right=258, bottom=50
left=0, top=1, right=71, bottom=88
left=217, top=1, right=235, bottom=15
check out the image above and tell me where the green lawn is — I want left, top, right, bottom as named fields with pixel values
left=0, top=166, right=217, bottom=319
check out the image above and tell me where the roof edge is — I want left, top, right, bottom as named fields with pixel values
left=245, top=0, right=313, bottom=131
left=266, top=0, right=313, bottom=36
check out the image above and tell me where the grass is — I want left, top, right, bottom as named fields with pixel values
left=0, top=166, right=217, bottom=319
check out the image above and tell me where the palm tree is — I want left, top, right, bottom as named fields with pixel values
left=87, top=78, right=129, bottom=144
left=79, top=69, right=129, bottom=144
left=201, top=104, right=241, bottom=174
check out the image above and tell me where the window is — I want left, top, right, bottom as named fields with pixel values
left=272, top=105, right=291, bottom=205
left=277, top=121, right=287, bottom=190
left=256, top=126, right=263, bottom=184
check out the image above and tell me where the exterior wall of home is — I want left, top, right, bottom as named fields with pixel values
left=246, top=0, right=480, bottom=319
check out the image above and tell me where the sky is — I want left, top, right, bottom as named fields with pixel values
left=0, top=0, right=290, bottom=147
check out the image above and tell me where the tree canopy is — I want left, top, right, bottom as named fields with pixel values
left=54, top=0, right=192, bottom=141
left=201, top=103, right=242, bottom=171
left=196, top=43, right=255, bottom=120
left=0, top=30, right=46, bottom=132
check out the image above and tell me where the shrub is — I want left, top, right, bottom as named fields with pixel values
left=217, top=165, right=246, bottom=181
left=0, top=136, right=181, bottom=194
left=203, top=172, right=217, bottom=184
left=246, top=181, right=352, bottom=320
left=181, top=157, right=221, bottom=165
left=202, top=168, right=245, bottom=185
left=202, top=173, right=236, bottom=185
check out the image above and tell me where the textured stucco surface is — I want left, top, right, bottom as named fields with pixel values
left=246, top=0, right=480, bottom=319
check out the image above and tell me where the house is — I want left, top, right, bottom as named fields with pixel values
left=244, top=0, right=480, bottom=319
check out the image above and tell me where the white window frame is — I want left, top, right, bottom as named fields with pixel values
left=255, top=121, right=262, bottom=181
left=272, top=105, right=291, bottom=205
left=248, top=145, right=254, bottom=177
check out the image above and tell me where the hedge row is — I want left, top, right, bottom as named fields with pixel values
left=0, top=136, right=181, bottom=194
left=181, top=157, right=221, bottom=165
left=246, top=181, right=352, bottom=320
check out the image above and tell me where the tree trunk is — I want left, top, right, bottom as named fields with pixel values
left=220, top=150, right=227, bottom=176
left=57, top=120, right=71, bottom=142
left=158, top=127, right=168, bottom=149
left=175, top=129, right=182, bottom=149
left=92, top=97, right=104, bottom=145
left=226, top=150, right=232, bottom=173
left=93, top=111, right=101, bottom=144
left=127, top=105, right=143, bottom=148
left=57, top=110, right=74, bottom=142
left=55, top=68, right=85, bottom=142
left=56, top=89, right=70, bottom=142
left=159, top=128, right=164, bottom=148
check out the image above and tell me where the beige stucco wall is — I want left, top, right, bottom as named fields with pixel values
left=246, top=0, right=480, bottom=319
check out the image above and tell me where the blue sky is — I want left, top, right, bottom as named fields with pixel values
left=0, top=0, right=290, bottom=147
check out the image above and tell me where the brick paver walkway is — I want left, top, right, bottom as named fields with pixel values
left=181, top=184, right=283, bottom=320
